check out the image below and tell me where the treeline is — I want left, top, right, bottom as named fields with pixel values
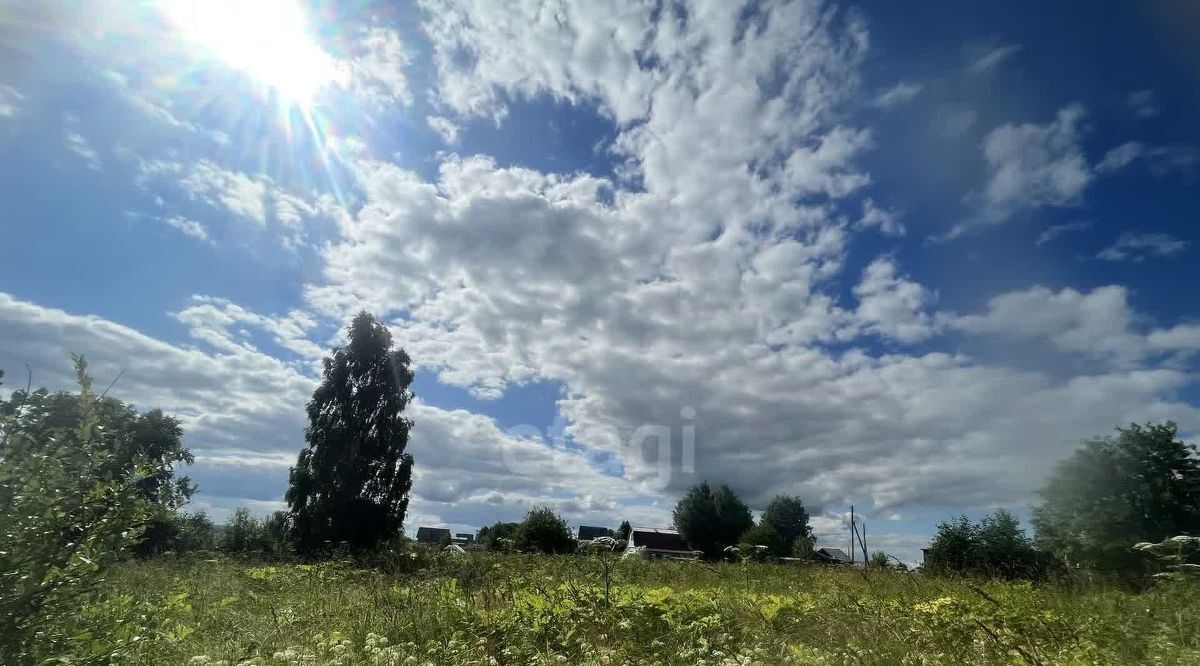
left=924, top=422, right=1200, bottom=581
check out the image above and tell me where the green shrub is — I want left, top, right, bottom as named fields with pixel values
left=0, top=356, right=155, bottom=663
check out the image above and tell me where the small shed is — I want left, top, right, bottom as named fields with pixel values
left=578, top=525, right=614, bottom=541
left=415, top=527, right=452, bottom=545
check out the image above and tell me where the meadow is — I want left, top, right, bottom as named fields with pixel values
left=104, top=552, right=1200, bottom=666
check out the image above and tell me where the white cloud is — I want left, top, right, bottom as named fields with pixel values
left=345, top=26, right=412, bottom=106
left=0, top=84, right=24, bottom=118
left=852, top=258, right=937, bottom=343
left=857, top=199, right=905, bottom=237
left=1096, top=232, right=1189, bottom=262
left=426, top=115, right=461, bottom=145
left=164, top=215, right=210, bottom=242
left=966, top=42, right=1021, bottom=75
left=942, top=104, right=1091, bottom=239
left=136, top=158, right=327, bottom=248
left=871, top=81, right=922, bottom=109
left=64, top=130, right=102, bottom=169
left=948, top=284, right=1200, bottom=365
left=1096, top=141, right=1200, bottom=177
left=1035, top=220, right=1092, bottom=246
left=0, top=292, right=663, bottom=531
left=296, top=2, right=1200, bottom=523
left=1127, top=89, right=1158, bottom=119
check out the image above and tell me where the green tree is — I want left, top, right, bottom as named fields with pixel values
left=286, top=312, right=416, bottom=552
left=673, top=482, right=753, bottom=558
left=222, top=507, right=266, bottom=555
left=926, top=511, right=1051, bottom=579
left=0, top=357, right=155, bottom=662
left=515, top=507, right=574, bottom=554
left=173, top=511, right=217, bottom=553
left=924, top=515, right=978, bottom=574
left=615, top=520, right=632, bottom=542
left=1033, top=422, right=1200, bottom=573
left=792, top=535, right=816, bottom=560
left=758, top=495, right=812, bottom=557
left=0, top=384, right=194, bottom=558
left=870, top=550, right=890, bottom=568
left=478, top=521, right=520, bottom=551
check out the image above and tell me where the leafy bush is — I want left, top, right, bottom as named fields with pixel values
left=515, top=507, right=574, bottom=554
left=0, top=357, right=155, bottom=663
left=926, top=510, right=1055, bottom=579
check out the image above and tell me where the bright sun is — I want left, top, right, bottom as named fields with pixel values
left=160, top=0, right=340, bottom=103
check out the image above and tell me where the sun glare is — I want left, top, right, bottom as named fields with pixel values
left=160, top=0, right=340, bottom=103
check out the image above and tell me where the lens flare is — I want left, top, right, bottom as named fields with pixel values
left=159, top=0, right=341, bottom=104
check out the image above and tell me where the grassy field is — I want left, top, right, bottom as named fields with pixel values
left=104, top=553, right=1200, bottom=665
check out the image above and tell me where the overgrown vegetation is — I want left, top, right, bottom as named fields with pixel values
left=106, top=553, right=1200, bottom=665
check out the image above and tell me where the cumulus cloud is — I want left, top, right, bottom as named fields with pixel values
left=941, top=104, right=1092, bottom=239
left=1096, top=232, right=1189, bottom=262
left=947, top=284, right=1200, bottom=366
left=136, top=158, right=328, bottom=248
left=344, top=27, right=412, bottom=106
left=301, top=2, right=1200, bottom=525
left=852, top=258, right=937, bottom=343
left=0, top=292, right=661, bottom=532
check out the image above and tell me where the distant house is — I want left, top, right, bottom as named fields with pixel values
left=415, top=527, right=451, bottom=544
left=577, top=525, right=614, bottom=541
left=452, top=532, right=475, bottom=547
left=626, top=527, right=698, bottom=559
left=813, top=547, right=852, bottom=564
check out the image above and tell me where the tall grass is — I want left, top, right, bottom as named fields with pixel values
left=106, top=553, right=1200, bottom=665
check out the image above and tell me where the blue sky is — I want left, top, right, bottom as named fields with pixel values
left=2, top=0, right=1199, bottom=563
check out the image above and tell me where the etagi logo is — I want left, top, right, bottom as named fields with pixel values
left=501, top=407, right=697, bottom=491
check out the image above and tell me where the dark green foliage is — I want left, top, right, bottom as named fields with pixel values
left=870, top=550, right=890, bottom=568
left=515, top=507, right=574, bottom=554
left=673, top=482, right=754, bottom=558
left=220, top=508, right=291, bottom=556
left=755, top=495, right=812, bottom=557
left=1033, top=422, right=1200, bottom=573
left=615, top=520, right=632, bottom=542
left=926, top=510, right=1052, bottom=579
left=479, top=521, right=520, bottom=551
left=0, top=380, right=195, bottom=559
left=173, top=511, right=217, bottom=553
left=286, top=312, right=416, bottom=552
left=0, top=356, right=156, bottom=662
left=739, top=522, right=783, bottom=558
left=222, top=508, right=265, bottom=555
left=793, top=535, right=816, bottom=559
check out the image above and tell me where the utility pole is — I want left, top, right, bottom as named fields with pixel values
left=849, top=505, right=855, bottom=564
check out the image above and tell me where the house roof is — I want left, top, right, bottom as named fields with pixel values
left=815, top=547, right=851, bottom=563
left=415, top=527, right=452, bottom=543
left=578, top=525, right=613, bottom=541
left=630, top=527, right=691, bottom=552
